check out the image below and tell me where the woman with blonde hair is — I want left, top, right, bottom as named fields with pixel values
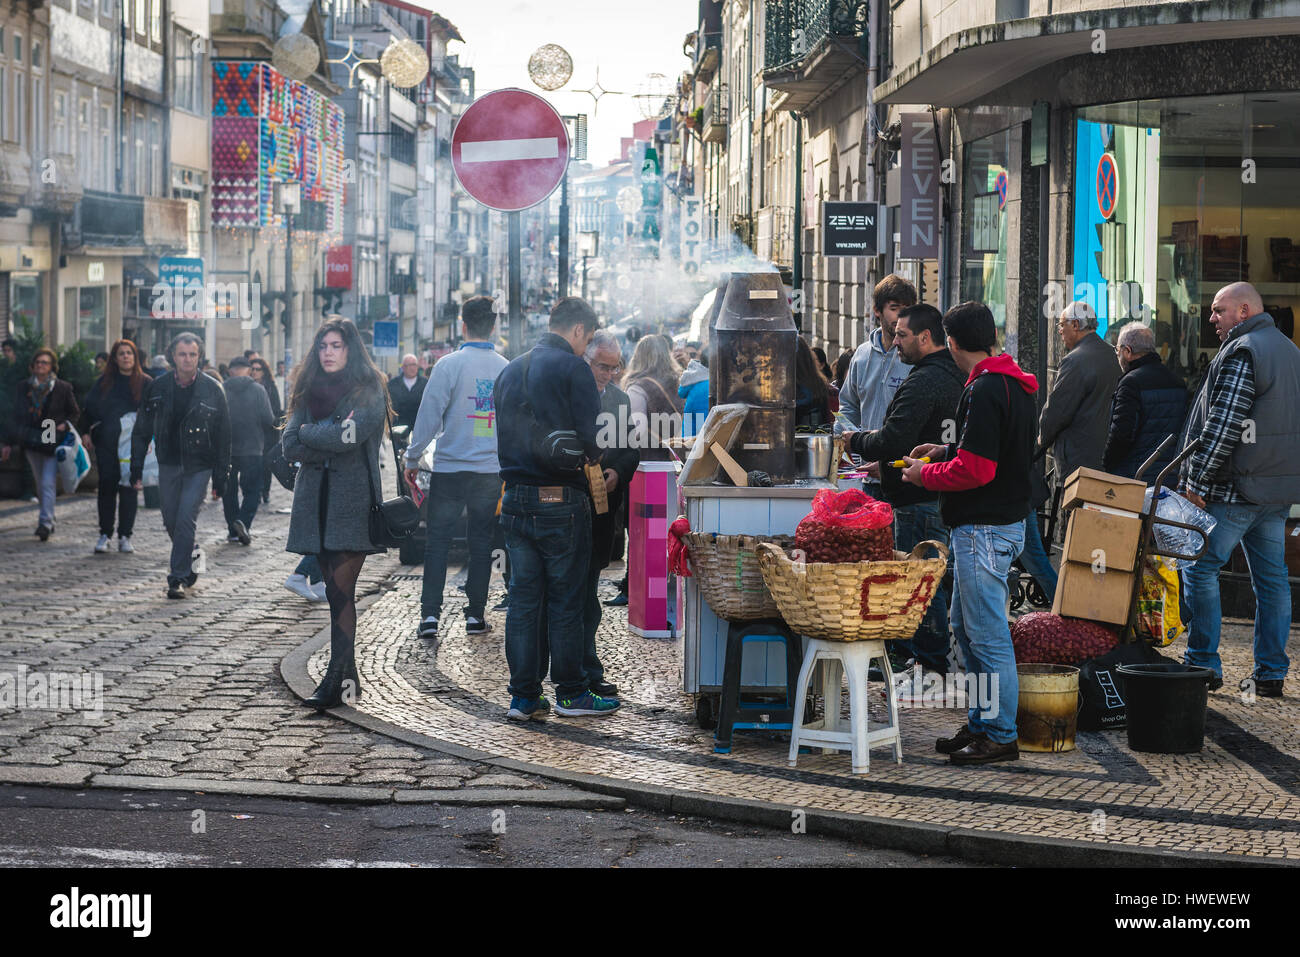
left=622, top=334, right=684, bottom=461
left=282, top=317, right=391, bottom=709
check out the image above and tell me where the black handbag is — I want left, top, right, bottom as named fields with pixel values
left=365, top=426, right=419, bottom=548
left=267, top=438, right=298, bottom=491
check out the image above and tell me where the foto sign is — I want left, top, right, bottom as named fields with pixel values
left=452, top=89, right=570, bottom=212
left=823, top=202, right=879, bottom=257
left=900, top=113, right=941, bottom=259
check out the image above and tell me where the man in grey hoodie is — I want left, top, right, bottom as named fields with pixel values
left=835, top=275, right=917, bottom=496
left=403, top=296, right=509, bottom=640
left=222, top=356, right=274, bottom=545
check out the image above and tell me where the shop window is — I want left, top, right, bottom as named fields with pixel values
left=1071, top=94, right=1300, bottom=387
left=960, top=128, right=1012, bottom=340
left=10, top=275, right=42, bottom=333
left=78, top=287, right=107, bottom=348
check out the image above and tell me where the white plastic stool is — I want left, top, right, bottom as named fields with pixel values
left=788, top=638, right=902, bottom=774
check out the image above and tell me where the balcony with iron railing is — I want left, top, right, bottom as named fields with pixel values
left=763, top=0, right=869, bottom=111
left=693, top=31, right=722, bottom=80
left=702, top=84, right=729, bottom=144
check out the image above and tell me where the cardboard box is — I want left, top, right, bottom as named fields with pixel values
left=1062, top=507, right=1142, bottom=573
left=1061, top=467, right=1147, bottom=514
left=1052, top=560, right=1135, bottom=625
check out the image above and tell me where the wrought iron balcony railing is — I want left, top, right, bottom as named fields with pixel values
left=764, top=0, right=869, bottom=74
left=703, top=84, right=729, bottom=144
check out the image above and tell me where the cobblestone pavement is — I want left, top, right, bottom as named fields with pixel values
left=0, top=487, right=545, bottom=795
left=316, top=567, right=1300, bottom=862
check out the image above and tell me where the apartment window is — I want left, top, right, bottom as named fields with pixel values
left=174, top=29, right=203, bottom=113
left=78, top=99, right=91, bottom=183
left=150, top=0, right=161, bottom=45
left=389, top=191, right=415, bottom=230
left=0, top=72, right=7, bottom=142
left=13, top=33, right=22, bottom=63
left=0, top=27, right=6, bottom=56
left=54, top=91, right=67, bottom=153
left=135, top=0, right=146, bottom=39
left=13, top=73, right=24, bottom=147
left=99, top=106, right=111, bottom=189
left=32, top=77, right=43, bottom=156
left=390, top=124, right=415, bottom=166
left=150, top=117, right=161, bottom=194
left=101, top=0, right=113, bottom=17
left=31, top=39, right=41, bottom=69
left=133, top=109, right=145, bottom=194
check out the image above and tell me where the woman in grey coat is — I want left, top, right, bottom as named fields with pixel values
left=282, top=317, right=391, bottom=709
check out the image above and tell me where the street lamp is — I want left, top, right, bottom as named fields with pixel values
left=276, top=182, right=302, bottom=361
left=579, top=231, right=599, bottom=302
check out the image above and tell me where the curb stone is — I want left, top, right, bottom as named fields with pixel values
left=283, top=617, right=1296, bottom=869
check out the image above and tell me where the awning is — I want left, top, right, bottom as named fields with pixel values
left=875, top=2, right=1300, bottom=107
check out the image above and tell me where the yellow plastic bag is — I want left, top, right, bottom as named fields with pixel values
left=1135, top=556, right=1183, bottom=646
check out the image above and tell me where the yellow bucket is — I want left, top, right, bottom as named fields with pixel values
left=1016, top=664, right=1079, bottom=753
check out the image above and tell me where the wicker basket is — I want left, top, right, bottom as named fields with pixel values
left=683, top=532, right=796, bottom=622
left=756, top=540, right=949, bottom=641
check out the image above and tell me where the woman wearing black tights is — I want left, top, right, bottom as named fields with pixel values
left=281, top=317, right=391, bottom=710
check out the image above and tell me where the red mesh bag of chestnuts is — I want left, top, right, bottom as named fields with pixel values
left=794, top=488, right=895, bottom=563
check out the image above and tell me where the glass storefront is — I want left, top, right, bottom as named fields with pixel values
left=9, top=274, right=42, bottom=331
left=961, top=127, right=1012, bottom=341
left=1073, top=94, right=1300, bottom=389
left=77, top=286, right=107, bottom=348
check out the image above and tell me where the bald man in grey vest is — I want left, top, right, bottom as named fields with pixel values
left=1180, top=282, right=1300, bottom=698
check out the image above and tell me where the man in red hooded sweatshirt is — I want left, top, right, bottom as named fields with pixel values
left=900, top=301, right=1038, bottom=765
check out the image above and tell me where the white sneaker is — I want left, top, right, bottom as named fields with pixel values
left=284, top=574, right=316, bottom=600
left=118, top=536, right=133, bottom=553
left=94, top=534, right=111, bottom=553
left=309, top=582, right=328, bottom=602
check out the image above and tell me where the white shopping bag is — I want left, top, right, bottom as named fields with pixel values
left=55, top=426, right=92, bottom=493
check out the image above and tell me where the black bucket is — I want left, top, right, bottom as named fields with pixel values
left=1115, top=663, right=1215, bottom=754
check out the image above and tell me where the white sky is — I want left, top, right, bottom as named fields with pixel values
left=423, top=0, right=700, bottom=165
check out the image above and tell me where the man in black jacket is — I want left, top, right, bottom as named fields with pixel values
left=388, top=354, right=426, bottom=496
left=900, top=302, right=1038, bottom=765
left=1103, top=323, right=1187, bottom=484
left=131, top=333, right=230, bottom=599
left=494, top=297, right=615, bottom=720
left=844, top=303, right=964, bottom=679
left=222, top=357, right=275, bottom=545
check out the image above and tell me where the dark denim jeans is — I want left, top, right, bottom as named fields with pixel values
left=502, top=484, right=592, bottom=700
left=892, top=501, right=952, bottom=672
left=422, top=471, right=502, bottom=620
left=537, top=559, right=608, bottom=689
left=224, top=454, right=263, bottom=532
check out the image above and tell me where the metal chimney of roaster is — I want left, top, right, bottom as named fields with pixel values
left=713, top=271, right=797, bottom=484
left=706, top=271, right=730, bottom=410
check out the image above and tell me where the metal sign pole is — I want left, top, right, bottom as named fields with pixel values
left=558, top=168, right=570, bottom=300
left=509, top=211, right=523, bottom=358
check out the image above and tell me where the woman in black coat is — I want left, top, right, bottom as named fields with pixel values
left=83, top=339, right=152, bottom=553
left=282, top=317, right=390, bottom=710
left=1, top=348, right=80, bottom=540
left=250, top=358, right=282, bottom=503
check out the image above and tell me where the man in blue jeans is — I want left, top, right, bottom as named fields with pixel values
left=901, top=301, right=1038, bottom=765
left=493, top=297, right=618, bottom=720
left=1179, top=282, right=1300, bottom=698
left=404, top=296, right=509, bottom=640
left=842, top=303, right=964, bottom=686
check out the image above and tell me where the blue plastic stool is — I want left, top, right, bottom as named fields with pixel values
left=713, top=618, right=804, bottom=754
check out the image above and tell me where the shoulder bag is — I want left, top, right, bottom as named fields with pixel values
left=365, top=411, right=420, bottom=548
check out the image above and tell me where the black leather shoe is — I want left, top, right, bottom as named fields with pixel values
left=231, top=520, right=251, bottom=545
left=1208, top=674, right=1224, bottom=691
left=306, top=664, right=361, bottom=710
left=167, top=582, right=185, bottom=599
left=590, top=679, right=618, bottom=697
left=935, top=724, right=976, bottom=755
left=36, top=524, right=50, bottom=541
left=604, top=592, right=628, bottom=607
left=949, top=734, right=1019, bottom=765
left=1251, top=678, right=1284, bottom=698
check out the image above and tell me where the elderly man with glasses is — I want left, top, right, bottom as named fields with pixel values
left=1036, top=300, right=1122, bottom=489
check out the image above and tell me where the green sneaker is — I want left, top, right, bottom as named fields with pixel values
left=554, top=691, right=621, bottom=717
left=507, top=695, right=551, bottom=721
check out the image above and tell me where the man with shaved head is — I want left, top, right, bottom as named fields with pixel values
left=1180, top=281, right=1300, bottom=698
left=1103, top=322, right=1187, bottom=484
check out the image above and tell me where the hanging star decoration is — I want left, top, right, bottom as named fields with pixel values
left=574, top=67, right=624, bottom=115
left=326, top=36, right=381, bottom=89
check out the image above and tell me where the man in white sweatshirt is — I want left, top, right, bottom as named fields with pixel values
left=403, top=296, right=509, bottom=639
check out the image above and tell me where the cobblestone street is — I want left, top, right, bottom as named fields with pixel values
left=0, top=486, right=546, bottom=797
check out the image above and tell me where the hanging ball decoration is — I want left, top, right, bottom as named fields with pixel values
left=616, top=185, right=643, bottom=216
left=528, top=44, right=573, bottom=91
left=272, top=33, right=321, bottom=81
left=633, top=72, right=676, bottom=121
left=381, top=38, right=430, bottom=88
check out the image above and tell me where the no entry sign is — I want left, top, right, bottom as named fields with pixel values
left=452, top=89, right=570, bottom=212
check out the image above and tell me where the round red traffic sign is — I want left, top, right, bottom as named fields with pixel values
left=1096, top=152, right=1119, bottom=220
left=452, top=89, right=570, bottom=212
